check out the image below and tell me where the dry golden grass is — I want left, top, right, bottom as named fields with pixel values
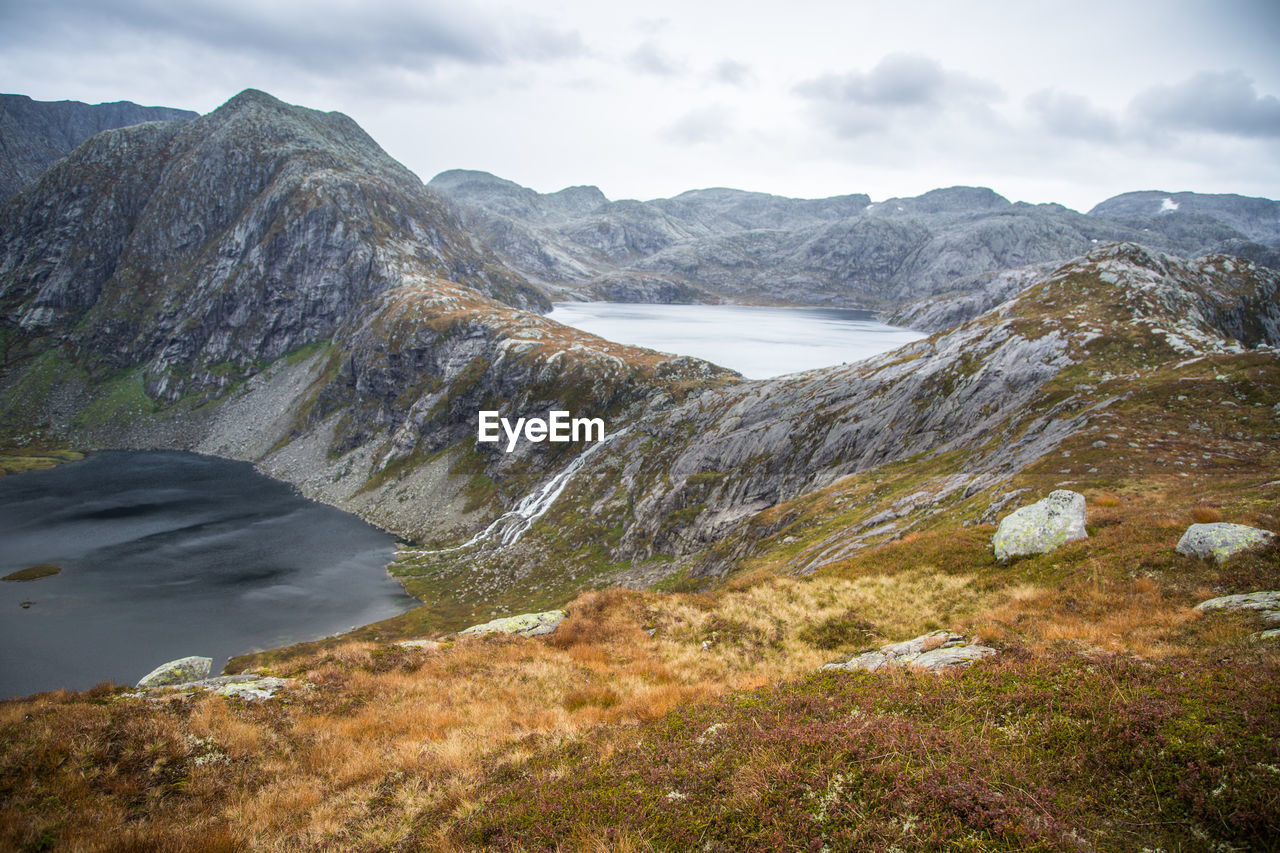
left=1192, top=505, right=1224, bottom=523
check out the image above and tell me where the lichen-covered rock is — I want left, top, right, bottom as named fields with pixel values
left=821, top=630, right=996, bottom=673
left=212, top=676, right=289, bottom=701
left=992, top=490, right=1088, bottom=560
left=1194, top=590, right=1280, bottom=613
left=1177, top=523, right=1275, bottom=563
left=457, top=610, right=567, bottom=638
left=912, top=644, right=999, bottom=671
left=137, top=656, right=212, bottom=688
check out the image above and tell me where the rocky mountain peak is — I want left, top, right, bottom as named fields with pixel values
left=0, top=89, right=544, bottom=402
left=868, top=186, right=1011, bottom=217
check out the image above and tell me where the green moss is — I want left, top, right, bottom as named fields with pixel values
left=70, top=368, right=155, bottom=430
left=0, top=449, right=83, bottom=476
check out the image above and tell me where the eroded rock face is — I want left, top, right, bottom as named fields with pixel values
left=457, top=610, right=567, bottom=638
left=821, top=630, right=997, bottom=673
left=1177, top=524, right=1275, bottom=563
left=136, top=656, right=212, bottom=688
left=992, top=490, right=1088, bottom=561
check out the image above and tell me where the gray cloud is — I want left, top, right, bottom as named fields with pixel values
left=1131, top=70, right=1280, bottom=138
left=794, top=54, right=1001, bottom=137
left=0, top=0, right=586, bottom=73
left=1025, top=89, right=1119, bottom=141
left=626, top=41, right=683, bottom=77
left=661, top=106, right=732, bottom=145
left=712, top=60, right=755, bottom=88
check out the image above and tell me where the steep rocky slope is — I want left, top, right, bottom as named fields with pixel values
left=428, top=171, right=1278, bottom=310
left=0, top=93, right=196, bottom=201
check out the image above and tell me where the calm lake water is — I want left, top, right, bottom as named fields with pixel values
left=546, top=303, right=925, bottom=379
left=0, top=451, right=415, bottom=699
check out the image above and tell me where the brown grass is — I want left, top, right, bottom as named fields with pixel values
left=1192, top=505, right=1224, bottom=523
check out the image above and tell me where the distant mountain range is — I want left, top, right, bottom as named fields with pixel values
left=4, top=92, right=1277, bottom=319
left=0, top=94, right=198, bottom=201
left=428, top=169, right=1280, bottom=311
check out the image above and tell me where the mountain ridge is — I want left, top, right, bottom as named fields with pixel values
left=428, top=169, right=1280, bottom=312
left=0, top=93, right=198, bottom=200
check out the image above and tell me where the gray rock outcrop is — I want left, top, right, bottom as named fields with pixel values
left=1177, top=524, right=1275, bottom=563
left=457, top=610, right=567, bottom=638
left=992, top=490, right=1088, bottom=560
left=821, top=631, right=997, bottom=673
left=136, top=656, right=212, bottom=688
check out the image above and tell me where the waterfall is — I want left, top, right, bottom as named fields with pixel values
left=409, top=427, right=630, bottom=555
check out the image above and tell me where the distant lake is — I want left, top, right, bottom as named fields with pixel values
left=0, top=451, right=414, bottom=699
left=546, top=303, right=925, bottom=379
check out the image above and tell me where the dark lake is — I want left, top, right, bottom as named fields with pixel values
left=546, top=303, right=925, bottom=379
left=0, top=450, right=415, bottom=699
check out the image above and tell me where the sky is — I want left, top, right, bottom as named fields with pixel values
left=2, top=0, right=1279, bottom=212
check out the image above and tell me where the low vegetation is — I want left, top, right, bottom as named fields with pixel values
left=1, top=564, right=62, bottom=582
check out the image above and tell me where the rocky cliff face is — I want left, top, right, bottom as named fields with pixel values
left=428, top=172, right=1280, bottom=312
left=0, top=94, right=197, bottom=201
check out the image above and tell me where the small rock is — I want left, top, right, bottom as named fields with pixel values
left=1177, top=524, right=1275, bottom=563
left=457, top=610, right=567, bottom=638
left=1256, top=629, right=1280, bottom=641
left=213, top=677, right=289, bottom=701
left=992, top=490, right=1088, bottom=560
left=137, top=656, right=212, bottom=688
left=822, top=630, right=996, bottom=673
left=396, top=639, right=442, bottom=651
left=1091, top=440, right=1108, bottom=448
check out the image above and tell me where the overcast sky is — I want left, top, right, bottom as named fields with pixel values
left=3, top=0, right=1279, bottom=211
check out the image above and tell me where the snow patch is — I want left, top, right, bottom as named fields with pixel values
left=1160, top=197, right=1179, bottom=213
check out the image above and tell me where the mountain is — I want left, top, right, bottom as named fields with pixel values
left=0, top=94, right=197, bottom=200
left=428, top=171, right=1277, bottom=311
left=0, top=89, right=549, bottom=406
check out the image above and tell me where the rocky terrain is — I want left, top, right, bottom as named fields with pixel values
left=0, top=93, right=197, bottom=201
left=428, top=170, right=1280, bottom=313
